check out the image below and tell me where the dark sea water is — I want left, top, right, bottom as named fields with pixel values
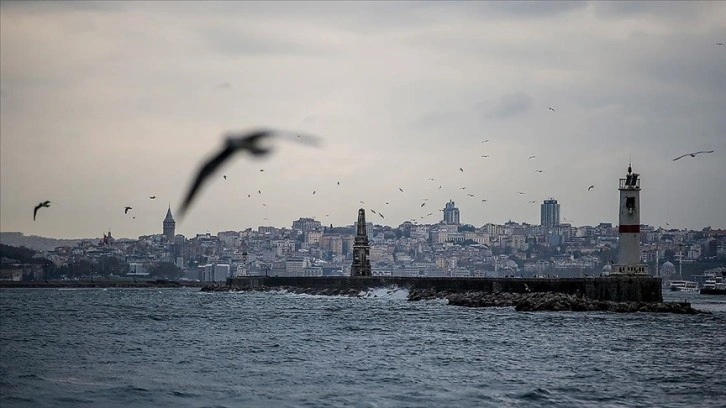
left=1, top=287, right=725, bottom=408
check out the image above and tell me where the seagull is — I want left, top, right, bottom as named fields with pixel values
left=481, top=199, right=487, bottom=202
left=467, top=194, right=475, bottom=197
left=178, top=128, right=320, bottom=217
left=360, top=201, right=365, bottom=204
left=518, top=192, right=526, bottom=195
left=459, top=168, right=464, bottom=172
left=528, top=155, right=536, bottom=159
left=385, top=202, right=389, bottom=205
left=428, top=178, right=435, bottom=181
left=247, top=194, right=251, bottom=198
left=460, top=187, right=466, bottom=190
left=258, top=190, right=262, bottom=194
left=588, top=185, right=595, bottom=191
left=672, top=150, right=714, bottom=161
left=482, top=155, right=489, bottom=158
left=132, top=216, right=136, bottom=219
left=717, top=42, right=724, bottom=46
left=337, top=181, right=340, bottom=185
left=481, top=139, right=489, bottom=143
left=399, top=188, right=404, bottom=192
left=149, top=196, right=156, bottom=199
left=421, top=202, right=426, bottom=207
left=548, top=107, right=555, bottom=112
left=223, top=175, right=227, bottom=180
left=378, top=213, right=385, bottom=219
left=124, top=206, right=133, bottom=214
left=535, top=170, right=543, bottom=173
left=529, top=200, right=537, bottom=203
left=370, top=209, right=377, bottom=214
left=33, top=201, right=51, bottom=221
left=260, top=169, right=264, bottom=172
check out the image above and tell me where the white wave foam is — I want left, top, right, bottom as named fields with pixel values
left=357, top=286, right=410, bottom=301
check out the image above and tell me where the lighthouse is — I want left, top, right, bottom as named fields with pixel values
left=612, top=164, right=647, bottom=275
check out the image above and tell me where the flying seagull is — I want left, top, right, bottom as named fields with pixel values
left=528, top=155, right=536, bottom=159
left=459, top=168, right=464, bottom=172
left=337, top=181, right=340, bottom=185
left=588, top=185, right=595, bottom=191
left=378, top=213, right=385, bottom=219
left=399, top=188, right=404, bottom=192
left=717, top=42, right=724, bottom=46
left=529, top=200, right=537, bottom=203
left=124, top=206, right=133, bottom=214
left=179, top=129, right=320, bottom=217
left=370, top=209, right=377, bottom=214
left=548, top=107, right=555, bottom=112
left=421, top=202, right=426, bottom=207
left=672, top=150, right=714, bottom=161
left=518, top=192, right=526, bottom=195
left=481, top=139, right=489, bottom=143
left=535, top=170, right=544, bottom=173
left=149, top=196, right=156, bottom=199
left=467, top=194, right=475, bottom=197
left=482, top=155, right=489, bottom=158
left=33, top=201, right=51, bottom=221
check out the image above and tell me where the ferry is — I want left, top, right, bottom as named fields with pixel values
left=700, top=275, right=726, bottom=295
left=669, top=280, right=699, bottom=292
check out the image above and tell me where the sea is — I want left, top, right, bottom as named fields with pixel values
left=1, top=287, right=725, bottom=408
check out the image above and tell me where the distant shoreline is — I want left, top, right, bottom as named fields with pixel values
left=0, top=280, right=208, bottom=289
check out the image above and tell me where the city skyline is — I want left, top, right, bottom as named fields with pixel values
left=1, top=1, right=725, bottom=239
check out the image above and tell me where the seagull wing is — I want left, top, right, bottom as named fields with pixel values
left=179, top=144, right=236, bottom=217
left=672, top=154, right=689, bottom=161
left=33, top=203, right=42, bottom=221
left=694, top=150, right=714, bottom=155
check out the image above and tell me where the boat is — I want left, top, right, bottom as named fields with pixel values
left=669, top=280, right=699, bottom=292
left=700, top=275, right=726, bottom=295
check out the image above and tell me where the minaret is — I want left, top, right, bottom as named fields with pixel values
left=350, top=208, right=372, bottom=277
left=612, top=164, right=647, bottom=275
left=163, top=206, right=176, bottom=241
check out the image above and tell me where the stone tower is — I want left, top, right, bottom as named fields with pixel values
left=350, top=208, right=372, bottom=277
left=612, top=164, right=647, bottom=275
left=163, top=206, right=176, bottom=241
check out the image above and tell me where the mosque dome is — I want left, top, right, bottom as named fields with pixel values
left=661, top=261, right=676, bottom=273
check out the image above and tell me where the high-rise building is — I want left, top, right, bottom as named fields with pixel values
left=540, top=198, right=560, bottom=228
left=443, top=200, right=460, bottom=225
left=163, top=206, right=175, bottom=241
left=350, top=208, right=372, bottom=277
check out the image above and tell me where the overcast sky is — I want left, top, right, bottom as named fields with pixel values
left=1, top=1, right=725, bottom=239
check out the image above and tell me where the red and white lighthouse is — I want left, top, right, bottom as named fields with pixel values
left=612, top=164, right=647, bottom=275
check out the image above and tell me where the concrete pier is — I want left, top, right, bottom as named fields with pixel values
left=226, top=276, right=663, bottom=303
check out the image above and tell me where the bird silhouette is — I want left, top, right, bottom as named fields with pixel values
left=528, top=155, right=536, bottom=159
left=421, top=202, right=426, bottom=207
left=399, top=188, right=404, bottom=192
left=149, top=196, right=156, bottom=199
left=672, top=150, right=714, bottom=161
left=124, top=206, right=132, bottom=214
left=223, top=175, right=227, bottom=180
left=259, top=169, right=264, bottom=172
left=313, top=191, right=316, bottom=195
left=535, top=170, right=544, bottom=173
left=717, top=42, right=724, bottom=46
left=518, top=192, right=526, bottom=195
left=481, top=139, right=489, bottom=143
left=529, top=200, right=537, bottom=203
left=548, top=107, right=555, bottom=112
left=378, top=213, right=385, bottom=219
left=337, top=181, right=340, bottom=185
left=370, top=209, right=377, bottom=214
left=467, top=194, right=475, bottom=197
left=459, top=168, right=464, bottom=172
left=178, top=129, right=320, bottom=217
left=428, top=178, right=435, bottom=181
left=482, top=155, right=489, bottom=158
left=588, top=185, right=595, bottom=191
left=481, top=199, right=487, bottom=202
left=33, top=201, right=51, bottom=221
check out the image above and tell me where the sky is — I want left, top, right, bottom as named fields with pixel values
left=1, top=1, right=725, bottom=239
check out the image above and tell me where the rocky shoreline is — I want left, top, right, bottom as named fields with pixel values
left=202, top=285, right=706, bottom=314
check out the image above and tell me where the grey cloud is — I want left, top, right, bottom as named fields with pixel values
left=0, top=0, right=124, bottom=13
left=201, top=25, right=340, bottom=57
left=590, top=1, right=712, bottom=20
left=477, top=93, right=534, bottom=120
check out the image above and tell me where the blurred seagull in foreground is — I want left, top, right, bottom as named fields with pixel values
left=179, top=128, right=321, bottom=217
left=672, top=150, right=714, bottom=161
left=33, top=201, right=51, bottom=221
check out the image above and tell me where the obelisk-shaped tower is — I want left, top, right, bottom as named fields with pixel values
left=350, top=208, right=372, bottom=277
left=612, top=164, right=647, bottom=275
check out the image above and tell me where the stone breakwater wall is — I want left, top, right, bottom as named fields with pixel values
left=201, top=284, right=702, bottom=314
left=226, top=276, right=663, bottom=302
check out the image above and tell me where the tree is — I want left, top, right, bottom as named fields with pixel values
left=149, top=262, right=183, bottom=279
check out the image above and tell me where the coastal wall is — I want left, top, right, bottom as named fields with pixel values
left=226, top=276, right=663, bottom=302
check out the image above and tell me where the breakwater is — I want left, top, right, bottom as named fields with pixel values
left=226, top=275, right=663, bottom=302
